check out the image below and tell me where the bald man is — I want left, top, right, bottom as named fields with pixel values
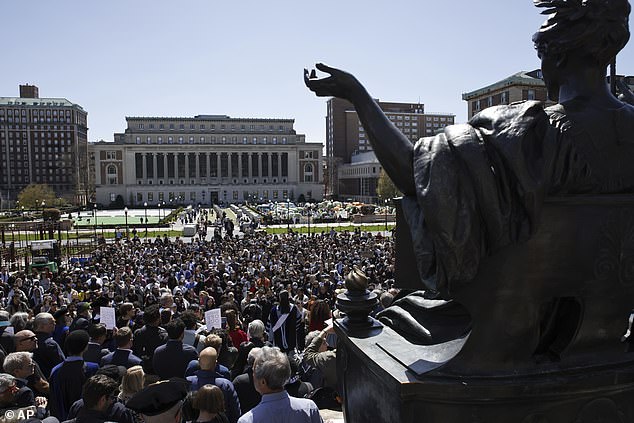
left=186, top=347, right=241, bottom=423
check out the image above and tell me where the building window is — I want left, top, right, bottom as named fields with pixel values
left=527, top=89, right=536, bottom=100
left=304, top=163, right=314, bottom=182
left=106, top=151, right=116, bottom=160
left=110, top=193, right=116, bottom=202
left=106, top=165, right=118, bottom=184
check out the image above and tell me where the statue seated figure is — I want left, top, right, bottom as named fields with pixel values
left=306, top=0, right=634, bottom=377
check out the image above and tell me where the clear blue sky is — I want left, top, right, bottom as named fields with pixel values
left=2, top=1, right=634, bottom=145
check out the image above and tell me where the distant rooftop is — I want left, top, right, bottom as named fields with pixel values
left=126, top=115, right=294, bottom=122
left=462, top=69, right=545, bottom=100
left=0, top=96, right=83, bottom=109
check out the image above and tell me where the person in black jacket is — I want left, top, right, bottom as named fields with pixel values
left=132, top=305, right=167, bottom=376
left=32, top=313, right=65, bottom=379
left=83, top=324, right=109, bottom=365
left=152, top=318, right=198, bottom=380
left=100, top=327, right=142, bottom=369
left=61, top=375, right=120, bottom=423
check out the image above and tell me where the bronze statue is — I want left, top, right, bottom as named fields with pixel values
left=306, top=1, right=634, bottom=421
left=306, top=0, right=634, bottom=366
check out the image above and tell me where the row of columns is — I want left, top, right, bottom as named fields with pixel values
left=138, top=152, right=286, bottom=180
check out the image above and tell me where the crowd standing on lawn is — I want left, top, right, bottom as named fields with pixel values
left=0, top=208, right=397, bottom=422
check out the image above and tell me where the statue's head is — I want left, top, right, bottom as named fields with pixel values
left=532, top=0, right=630, bottom=100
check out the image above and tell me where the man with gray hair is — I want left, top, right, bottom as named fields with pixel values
left=237, top=346, right=322, bottom=423
left=33, top=313, right=65, bottom=379
left=2, top=352, right=46, bottom=409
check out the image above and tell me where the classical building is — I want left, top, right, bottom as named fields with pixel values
left=326, top=98, right=454, bottom=201
left=90, top=115, right=323, bottom=206
left=462, top=69, right=554, bottom=119
left=0, top=85, right=89, bottom=206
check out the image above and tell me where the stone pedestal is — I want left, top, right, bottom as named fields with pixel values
left=335, top=320, right=634, bottom=422
left=336, top=195, right=634, bottom=422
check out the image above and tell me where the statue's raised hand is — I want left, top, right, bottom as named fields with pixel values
left=304, top=63, right=362, bottom=101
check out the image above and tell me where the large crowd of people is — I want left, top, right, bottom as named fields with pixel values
left=0, top=208, right=397, bottom=422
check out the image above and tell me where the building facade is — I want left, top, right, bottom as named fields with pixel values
left=462, top=69, right=554, bottom=119
left=91, top=115, right=323, bottom=206
left=0, top=85, right=88, bottom=206
left=326, top=98, right=454, bottom=201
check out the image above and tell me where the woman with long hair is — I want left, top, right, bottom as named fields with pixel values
left=118, top=365, right=145, bottom=423
left=225, top=309, right=247, bottom=351
left=308, top=299, right=331, bottom=332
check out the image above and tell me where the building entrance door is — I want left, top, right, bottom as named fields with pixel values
left=210, top=191, right=219, bottom=205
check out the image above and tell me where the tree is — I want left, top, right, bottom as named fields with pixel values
left=110, top=194, right=125, bottom=209
left=17, top=184, right=57, bottom=209
left=376, top=169, right=401, bottom=201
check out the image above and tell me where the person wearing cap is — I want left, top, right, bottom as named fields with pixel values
left=32, top=313, right=65, bottom=381
left=237, top=346, right=322, bottom=423
left=186, top=347, right=240, bottom=423
left=49, top=330, right=98, bottom=421
left=125, top=378, right=189, bottom=423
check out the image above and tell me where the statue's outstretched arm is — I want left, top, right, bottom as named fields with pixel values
left=305, top=64, right=416, bottom=196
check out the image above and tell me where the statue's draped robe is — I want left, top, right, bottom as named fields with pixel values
left=402, top=100, right=634, bottom=298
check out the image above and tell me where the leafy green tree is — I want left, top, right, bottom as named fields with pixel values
left=376, top=168, right=401, bottom=201
left=17, top=184, right=57, bottom=209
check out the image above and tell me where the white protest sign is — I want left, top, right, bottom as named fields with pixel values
left=100, top=307, right=116, bottom=329
left=205, top=308, right=222, bottom=330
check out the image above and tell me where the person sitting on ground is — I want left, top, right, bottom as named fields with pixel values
left=100, top=327, right=142, bottom=369
left=237, top=346, right=322, bottom=423
left=152, top=318, right=198, bottom=380
left=186, top=347, right=241, bottom=423
left=192, top=385, right=230, bottom=423
left=231, top=348, right=261, bottom=415
left=61, top=375, right=119, bottom=423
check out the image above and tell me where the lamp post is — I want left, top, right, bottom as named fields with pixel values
left=144, top=202, right=148, bottom=237
left=124, top=207, right=129, bottom=238
left=287, top=198, right=290, bottom=232
left=384, top=199, right=389, bottom=236
left=307, top=205, right=311, bottom=236
left=40, top=201, right=46, bottom=240
left=93, top=204, right=97, bottom=241
left=157, top=202, right=161, bottom=223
